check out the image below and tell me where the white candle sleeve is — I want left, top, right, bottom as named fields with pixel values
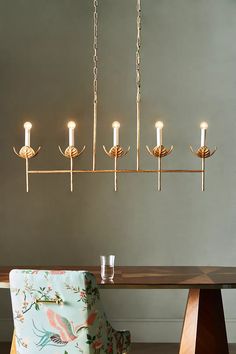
left=69, top=128, right=74, bottom=146
left=25, top=129, right=30, bottom=146
left=113, top=127, right=119, bottom=146
left=201, top=128, right=206, bottom=147
left=156, top=128, right=162, bottom=146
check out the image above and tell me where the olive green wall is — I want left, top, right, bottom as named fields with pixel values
left=1, top=0, right=236, bottom=342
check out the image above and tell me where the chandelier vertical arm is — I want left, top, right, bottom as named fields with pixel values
left=114, top=156, right=118, bottom=192
left=201, top=158, right=205, bottom=192
left=92, top=0, right=98, bottom=171
left=70, top=157, right=73, bottom=192
left=136, top=0, right=141, bottom=171
left=157, top=157, right=162, bottom=191
left=26, top=158, right=29, bottom=193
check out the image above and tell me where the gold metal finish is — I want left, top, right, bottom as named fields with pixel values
left=103, top=145, right=130, bottom=159
left=59, top=145, right=86, bottom=192
left=13, top=146, right=41, bottom=192
left=92, top=0, right=98, bottom=171
left=136, top=0, right=141, bottom=170
left=103, top=145, right=130, bottom=191
left=190, top=145, right=217, bottom=191
left=146, top=144, right=174, bottom=191
left=190, top=145, right=217, bottom=159
left=13, top=146, right=41, bottom=159
left=28, top=169, right=203, bottom=174
left=58, top=145, right=86, bottom=159
left=13, top=143, right=215, bottom=193
left=201, top=157, right=205, bottom=192
left=114, top=156, right=117, bottom=192
left=13, top=0, right=217, bottom=193
left=35, top=295, right=63, bottom=305
left=146, top=145, right=174, bottom=158
left=157, top=156, right=161, bottom=192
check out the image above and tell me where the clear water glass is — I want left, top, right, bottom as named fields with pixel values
left=100, top=255, right=115, bottom=281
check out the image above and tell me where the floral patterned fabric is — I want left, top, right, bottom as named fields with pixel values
left=10, top=269, right=131, bottom=354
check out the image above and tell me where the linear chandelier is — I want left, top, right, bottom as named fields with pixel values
left=13, top=0, right=216, bottom=193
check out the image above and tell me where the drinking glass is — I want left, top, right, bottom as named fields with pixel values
left=100, top=255, right=115, bottom=281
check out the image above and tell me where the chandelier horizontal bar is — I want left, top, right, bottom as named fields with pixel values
left=28, top=169, right=203, bottom=174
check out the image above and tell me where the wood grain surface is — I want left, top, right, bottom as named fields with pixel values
left=1, top=266, right=236, bottom=289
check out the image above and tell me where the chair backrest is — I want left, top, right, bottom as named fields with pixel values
left=10, top=269, right=116, bottom=353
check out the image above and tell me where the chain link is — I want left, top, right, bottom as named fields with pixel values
left=93, top=0, right=98, bottom=104
left=92, top=0, right=98, bottom=170
left=136, top=0, right=141, bottom=170
left=136, top=0, right=141, bottom=103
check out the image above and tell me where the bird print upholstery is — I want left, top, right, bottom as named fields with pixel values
left=10, top=269, right=131, bottom=353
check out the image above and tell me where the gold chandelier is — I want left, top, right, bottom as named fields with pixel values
left=13, top=0, right=216, bottom=193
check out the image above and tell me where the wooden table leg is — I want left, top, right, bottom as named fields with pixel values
left=179, top=289, right=229, bottom=354
left=10, top=330, right=16, bottom=354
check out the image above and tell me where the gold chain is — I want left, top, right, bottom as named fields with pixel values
left=93, top=0, right=98, bottom=104
left=136, top=0, right=141, bottom=104
left=136, top=0, right=141, bottom=170
left=93, top=0, right=98, bottom=170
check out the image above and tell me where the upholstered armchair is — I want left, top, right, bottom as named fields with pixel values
left=10, top=269, right=131, bottom=354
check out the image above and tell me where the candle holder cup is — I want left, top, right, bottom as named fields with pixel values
left=103, top=145, right=130, bottom=191
left=58, top=145, right=86, bottom=192
left=13, top=145, right=41, bottom=192
left=190, top=145, right=217, bottom=191
left=146, top=144, right=174, bottom=191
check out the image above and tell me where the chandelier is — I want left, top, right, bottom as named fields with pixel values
left=13, top=0, right=216, bottom=193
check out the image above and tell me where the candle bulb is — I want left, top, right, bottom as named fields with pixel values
left=155, top=121, right=164, bottom=147
left=24, top=122, right=32, bottom=146
left=67, top=121, right=76, bottom=147
left=200, top=121, right=208, bottom=147
left=112, top=121, right=120, bottom=146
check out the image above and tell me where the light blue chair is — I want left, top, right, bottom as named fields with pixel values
left=10, top=269, right=131, bottom=353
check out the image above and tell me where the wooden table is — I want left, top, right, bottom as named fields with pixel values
left=1, top=266, right=236, bottom=354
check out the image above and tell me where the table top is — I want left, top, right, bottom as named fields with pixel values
left=1, top=266, right=236, bottom=289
